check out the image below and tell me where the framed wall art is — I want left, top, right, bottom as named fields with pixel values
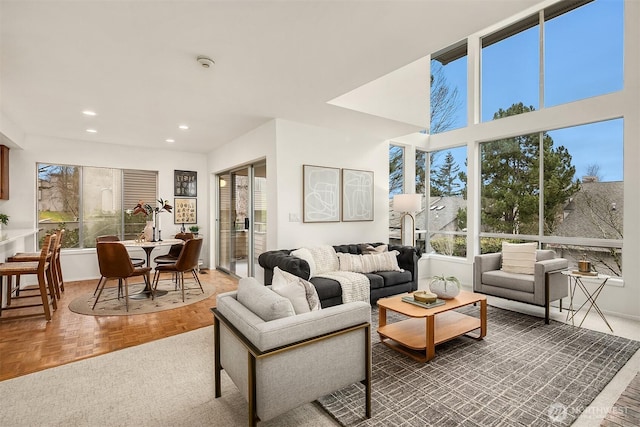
left=174, top=197, right=197, bottom=224
left=342, top=168, right=374, bottom=221
left=174, top=170, right=197, bottom=197
left=303, top=164, right=340, bottom=223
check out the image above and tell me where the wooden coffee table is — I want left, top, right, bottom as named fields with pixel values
left=377, top=290, right=486, bottom=362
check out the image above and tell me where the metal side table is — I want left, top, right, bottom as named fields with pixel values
left=562, top=271, right=612, bottom=332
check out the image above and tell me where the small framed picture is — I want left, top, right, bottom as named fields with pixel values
left=174, top=198, right=197, bottom=224
left=174, top=170, right=197, bottom=197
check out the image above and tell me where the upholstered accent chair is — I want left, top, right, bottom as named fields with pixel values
left=473, top=248, right=569, bottom=324
left=213, top=277, right=371, bottom=426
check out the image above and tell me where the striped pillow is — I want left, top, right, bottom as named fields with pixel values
left=338, top=250, right=401, bottom=274
left=501, top=242, right=537, bottom=275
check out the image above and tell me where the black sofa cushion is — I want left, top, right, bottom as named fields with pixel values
left=376, top=270, right=413, bottom=287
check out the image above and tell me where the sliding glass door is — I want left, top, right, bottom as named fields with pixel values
left=216, top=160, right=266, bottom=278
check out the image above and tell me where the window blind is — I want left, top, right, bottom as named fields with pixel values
left=123, top=169, right=157, bottom=212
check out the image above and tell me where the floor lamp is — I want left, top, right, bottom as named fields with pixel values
left=393, top=194, right=422, bottom=247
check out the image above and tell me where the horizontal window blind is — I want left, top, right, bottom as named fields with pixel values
left=123, top=169, right=157, bottom=212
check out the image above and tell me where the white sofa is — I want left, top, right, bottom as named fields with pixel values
left=213, top=277, right=371, bottom=426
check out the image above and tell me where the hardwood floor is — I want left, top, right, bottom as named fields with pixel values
left=602, top=373, right=640, bottom=427
left=0, top=269, right=237, bottom=382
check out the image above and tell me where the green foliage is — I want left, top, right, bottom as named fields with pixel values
left=430, top=236, right=467, bottom=257
left=479, top=237, right=528, bottom=254
left=189, top=225, right=200, bottom=233
left=0, top=213, right=8, bottom=225
left=415, top=150, right=427, bottom=195
left=39, top=211, right=76, bottom=222
left=431, top=151, right=462, bottom=196
left=456, top=207, right=467, bottom=231
left=481, top=102, right=578, bottom=235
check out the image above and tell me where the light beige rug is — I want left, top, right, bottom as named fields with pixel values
left=0, top=326, right=336, bottom=427
left=68, top=277, right=215, bottom=316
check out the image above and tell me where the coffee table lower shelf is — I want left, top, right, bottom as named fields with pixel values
left=378, top=311, right=482, bottom=363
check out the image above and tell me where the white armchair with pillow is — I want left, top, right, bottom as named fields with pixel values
left=212, top=276, right=371, bottom=426
left=473, top=242, right=569, bottom=324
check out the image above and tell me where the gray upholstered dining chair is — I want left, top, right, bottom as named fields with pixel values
left=213, top=277, right=372, bottom=426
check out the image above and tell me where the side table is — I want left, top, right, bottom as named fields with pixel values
left=562, top=271, right=612, bottom=332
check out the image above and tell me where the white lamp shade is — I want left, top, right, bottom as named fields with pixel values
left=393, top=194, right=422, bottom=213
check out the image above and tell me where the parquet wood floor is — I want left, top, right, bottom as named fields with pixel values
left=0, top=269, right=237, bottom=382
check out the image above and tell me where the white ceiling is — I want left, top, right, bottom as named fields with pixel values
left=0, top=0, right=540, bottom=153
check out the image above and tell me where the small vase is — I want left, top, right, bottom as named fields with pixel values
left=143, top=221, right=154, bottom=241
left=429, top=279, right=460, bottom=299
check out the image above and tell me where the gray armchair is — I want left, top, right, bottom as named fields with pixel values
left=473, top=250, right=568, bottom=324
left=213, top=277, right=371, bottom=426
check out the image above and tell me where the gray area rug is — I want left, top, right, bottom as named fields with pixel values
left=68, top=278, right=215, bottom=315
left=317, top=305, right=640, bottom=426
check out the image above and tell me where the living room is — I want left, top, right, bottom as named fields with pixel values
left=1, top=0, right=639, bottom=425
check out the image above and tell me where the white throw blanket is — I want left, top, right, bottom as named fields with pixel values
left=316, top=271, right=370, bottom=304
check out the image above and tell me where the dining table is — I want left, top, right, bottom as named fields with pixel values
left=121, top=238, right=183, bottom=299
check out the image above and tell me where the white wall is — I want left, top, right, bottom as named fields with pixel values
left=274, top=119, right=389, bottom=249
left=207, top=118, right=390, bottom=282
left=1, top=135, right=208, bottom=281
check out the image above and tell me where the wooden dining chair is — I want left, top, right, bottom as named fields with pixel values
left=94, top=235, right=146, bottom=297
left=152, top=238, right=203, bottom=302
left=93, top=242, right=152, bottom=312
left=8, top=229, right=63, bottom=299
left=53, top=228, right=65, bottom=293
left=0, top=234, right=57, bottom=320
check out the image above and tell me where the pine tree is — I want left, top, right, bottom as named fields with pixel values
left=481, top=102, right=579, bottom=234
left=431, top=151, right=461, bottom=197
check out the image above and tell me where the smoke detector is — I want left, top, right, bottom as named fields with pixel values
left=197, top=55, right=215, bottom=68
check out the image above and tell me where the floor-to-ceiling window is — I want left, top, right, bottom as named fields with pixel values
left=389, top=145, right=404, bottom=243
left=430, top=41, right=467, bottom=133
left=412, top=0, right=624, bottom=275
left=416, top=146, right=468, bottom=256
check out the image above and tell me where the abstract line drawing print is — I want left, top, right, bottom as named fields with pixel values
left=303, top=165, right=340, bottom=222
left=342, top=169, right=374, bottom=221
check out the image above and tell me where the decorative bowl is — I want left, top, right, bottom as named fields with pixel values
left=413, top=291, right=437, bottom=304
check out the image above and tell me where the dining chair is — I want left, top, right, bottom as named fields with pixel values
left=93, top=235, right=146, bottom=297
left=153, top=232, right=193, bottom=266
left=96, top=235, right=145, bottom=266
left=93, top=242, right=152, bottom=312
left=152, top=238, right=203, bottom=302
left=53, top=229, right=65, bottom=293
left=0, top=234, right=57, bottom=320
left=8, top=229, right=63, bottom=299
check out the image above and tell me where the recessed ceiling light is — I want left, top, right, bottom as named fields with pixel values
left=82, top=110, right=97, bottom=116
left=178, top=125, right=189, bottom=130
left=86, top=129, right=97, bottom=133
left=166, top=139, right=175, bottom=143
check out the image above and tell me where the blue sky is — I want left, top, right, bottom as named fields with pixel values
left=432, top=0, right=624, bottom=182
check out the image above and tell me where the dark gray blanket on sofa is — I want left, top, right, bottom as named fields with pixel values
left=258, top=243, right=421, bottom=307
